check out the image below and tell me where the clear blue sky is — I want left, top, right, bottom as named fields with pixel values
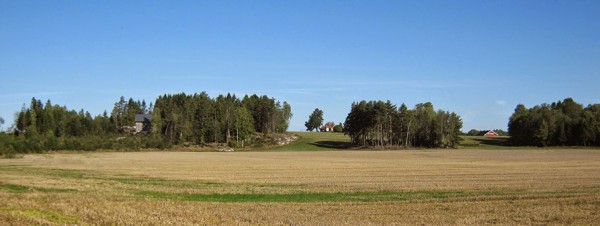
left=1, top=0, right=599, bottom=132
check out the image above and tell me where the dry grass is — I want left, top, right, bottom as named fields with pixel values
left=1, top=149, right=600, bottom=225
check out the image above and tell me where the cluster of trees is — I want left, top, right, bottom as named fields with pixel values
left=344, top=101, right=463, bottom=148
left=13, top=97, right=153, bottom=137
left=1, top=97, right=167, bottom=156
left=15, top=98, right=115, bottom=137
left=151, top=92, right=292, bottom=146
left=509, top=98, right=600, bottom=146
left=0, top=93, right=292, bottom=156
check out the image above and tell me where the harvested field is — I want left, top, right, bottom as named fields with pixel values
left=1, top=149, right=600, bottom=225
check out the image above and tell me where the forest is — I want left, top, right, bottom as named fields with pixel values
left=152, top=92, right=292, bottom=146
left=4, top=94, right=600, bottom=157
left=0, top=92, right=291, bottom=155
left=508, top=98, right=600, bottom=146
left=344, top=100, right=463, bottom=148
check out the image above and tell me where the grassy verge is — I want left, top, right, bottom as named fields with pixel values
left=459, top=136, right=511, bottom=149
left=260, top=132, right=351, bottom=151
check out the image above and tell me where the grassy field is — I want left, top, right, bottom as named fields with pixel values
left=280, top=132, right=588, bottom=151
left=261, top=132, right=351, bottom=151
left=460, top=136, right=511, bottom=149
left=268, top=132, right=506, bottom=151
left=1, top=132, right=599, bottom=224
left=2, top=143, right=600, bottom=224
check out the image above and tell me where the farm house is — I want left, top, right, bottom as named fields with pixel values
left=482, top=130, right=499, bottom=137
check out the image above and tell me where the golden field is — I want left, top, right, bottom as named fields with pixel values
left=1, top=149, right=600, bottom=225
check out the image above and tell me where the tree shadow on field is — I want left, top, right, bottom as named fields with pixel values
left=312, top=141, right=352, bottom=149
left=471, top=137, right=510, bottom=146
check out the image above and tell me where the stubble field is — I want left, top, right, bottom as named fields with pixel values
left=1, top=149, right=600, bottom=225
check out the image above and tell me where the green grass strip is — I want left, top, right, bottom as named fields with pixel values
left=136, top=189, right=595, bottom=203
left=0, top=183, right=77, bottom=193
left=0, top=184, right=30, bottom=193
left=136, top=190, right=469, bottom=203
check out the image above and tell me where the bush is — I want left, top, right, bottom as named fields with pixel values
left=333, top=124, right=344, bottom=133
left=0, top=134, right=17, bottom=158
left=0, top=145, right=17, bottom=158
left=460, top=139, right=480, bottom=147
left=142, top=135, right=171, bottom=149
left=0, top=133, right=174, bottom=153
left=44, top=135, right=59, bottom=150
left=63, top=138, right=82, bottom=150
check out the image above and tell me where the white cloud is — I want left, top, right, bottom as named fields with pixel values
left=495, top=100, right=507, bottom=106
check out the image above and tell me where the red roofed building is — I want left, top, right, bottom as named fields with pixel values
left=483, top=130, right=499, bottom=137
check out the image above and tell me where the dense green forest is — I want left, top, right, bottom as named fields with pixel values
left=0, top=97, right=154, bottom=156
left=13, top=96, right=151, bottom=137
left=344, top=101, right=463, bottom=148
left=508, top=98, right=600, bottom=146
left=0, top=92, right=291, bottom=156
left=152, top=92, right=292, bottom=146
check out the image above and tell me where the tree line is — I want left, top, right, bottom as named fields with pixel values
left=12, top=97, right=153, bottom=137
left=344, top=100, right=463, bottom=148
left=0, top=92, right=291, bottom=156
left=508, top=98, right=600, bottom=146
left=0, top=97, right=165, bottom=155
left=151, top=92, right=292, bottom=146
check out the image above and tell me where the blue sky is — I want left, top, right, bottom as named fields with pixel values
left=1, top=0, right=599, bottom=132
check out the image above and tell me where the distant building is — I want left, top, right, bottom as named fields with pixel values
left=320, top=124, right=334, bottom=132
left=482, top=130, right=499, bottom=137
left=135, top=114, right=152, bottom=133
